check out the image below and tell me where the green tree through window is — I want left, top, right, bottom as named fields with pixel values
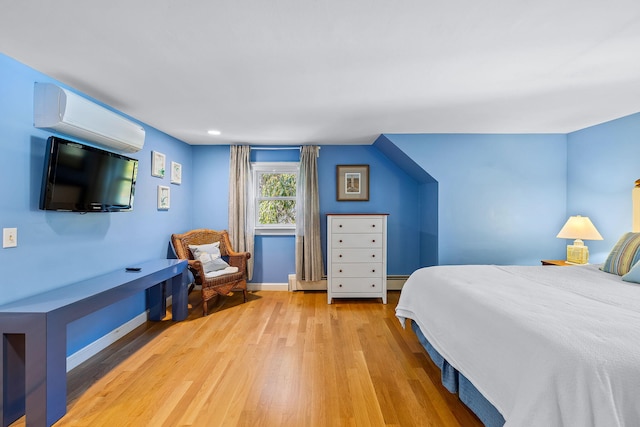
left=258, top=172, right=297, bottom=225
left=252, top=162, right=299, bottom=233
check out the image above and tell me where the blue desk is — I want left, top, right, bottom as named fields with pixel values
left=0, top=259, right=188, bottom=427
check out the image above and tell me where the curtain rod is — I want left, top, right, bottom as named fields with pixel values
left=249, top=146, right=321, bottom=151
left=250, top=146, right=301, bottom=151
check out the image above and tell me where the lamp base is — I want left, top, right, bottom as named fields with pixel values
left=566, top=244, right=589, bottom=264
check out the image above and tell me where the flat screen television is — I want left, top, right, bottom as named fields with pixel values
left=40, top=136, right=138, bottom=212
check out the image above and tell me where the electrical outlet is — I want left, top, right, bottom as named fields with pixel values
left=3, top=228, right=17, bottom=248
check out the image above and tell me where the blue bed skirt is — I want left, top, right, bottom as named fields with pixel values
left=411, top=321, right=505, bottom=427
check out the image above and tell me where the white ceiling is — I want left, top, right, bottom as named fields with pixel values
left=2, top=1, right=640, bottom=145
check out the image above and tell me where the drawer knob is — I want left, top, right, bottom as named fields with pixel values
left=372, top=224, right=376, bottom=227
left=339, top=269, right=343, bottom=273
left=339, top=224, right=343, bottom=228
left=339, top=284, right=343, bottom=287
left=371, top=284, right=376, bottom=288
left=372, top=254, right=376, bottom=258
left=372, top=269, right=376, bottom=273
left=339, top=254, right=343, bottom=258
left=372, top=239, right=376, bottom=243
left=339, top=239, right=343, bottom=243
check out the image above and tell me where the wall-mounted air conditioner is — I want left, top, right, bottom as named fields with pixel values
left=34, top=82, right=145, bottom=153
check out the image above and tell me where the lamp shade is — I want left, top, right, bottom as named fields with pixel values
left=556, top=215, right=603, bottom=241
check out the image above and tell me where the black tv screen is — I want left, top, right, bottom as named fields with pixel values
left=40, top=136, right=138, bottom=212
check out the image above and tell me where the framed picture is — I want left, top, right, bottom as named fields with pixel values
left=336, top=164, right=369, bottom=201
left=157, top=185, right=170, bottom=210
left=170, top=161, right=182, bottom=184
left=151, top=151, right=166, bottom=178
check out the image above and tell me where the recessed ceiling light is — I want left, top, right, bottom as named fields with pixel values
left=207, top=129, right=221, bottom=136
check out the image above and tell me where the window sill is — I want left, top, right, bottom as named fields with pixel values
left=254, top=228, right=295, bottom=236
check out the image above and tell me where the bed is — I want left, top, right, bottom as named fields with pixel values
left=396, top=256, right=640, bottom=426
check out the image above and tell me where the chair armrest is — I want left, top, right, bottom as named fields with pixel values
left=220, top=232, right=251, bottom=261
left=227, top=253, right=250, bottom=275
left=227, top=250, right=251, bottom=260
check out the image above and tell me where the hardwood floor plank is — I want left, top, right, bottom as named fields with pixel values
left=10, top=290, right=483, bottom=427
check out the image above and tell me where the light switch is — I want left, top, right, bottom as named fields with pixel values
left=3, top=228, right=17, bottom=248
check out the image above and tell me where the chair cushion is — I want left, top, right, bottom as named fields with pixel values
left=204, top=266, right=240, bottom=278
left=189, top=242, right=231, bottom=274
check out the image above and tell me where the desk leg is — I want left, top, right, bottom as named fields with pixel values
left=147, top=282, right=166, bottom=321
left=1, top=313, right=56, bottom=427
left=39, top=318, right=67, bottom=427
left=171, top=271, right=188, bottom=322
left=2, top=334, right=25, bottom=426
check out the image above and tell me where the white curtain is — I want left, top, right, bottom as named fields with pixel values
left=296, top=145, right=323, bottom=282
left=228, top=145, right=254, bottom=280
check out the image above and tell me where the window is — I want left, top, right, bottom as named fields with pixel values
left=252, top=162, right=299, bottom=235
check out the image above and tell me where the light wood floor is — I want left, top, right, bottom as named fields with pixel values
left=12, top=290, right=483, bottom=427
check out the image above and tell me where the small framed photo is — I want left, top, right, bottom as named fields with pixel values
left=157, top=185, right=170, bottom=210
left=336, top=164, right=369, bottom=201
left=151, top=151, right=166, bottom=178
left=170, top=161, right=182, bottom=184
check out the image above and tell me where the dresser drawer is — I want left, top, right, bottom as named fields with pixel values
left=331, top=233, right=382, bottom=248
left=331, top=278, right=384, bottom=293
left=331, top=217, right=383, bottom=234
left=330, top=263, right=383, bottom=278
left=331, top=248, right=382, bottom=263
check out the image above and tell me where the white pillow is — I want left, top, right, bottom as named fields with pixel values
left=189, top=242, right=230, bottom=274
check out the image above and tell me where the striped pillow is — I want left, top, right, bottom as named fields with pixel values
left=600, top=232, right=640, bottom=275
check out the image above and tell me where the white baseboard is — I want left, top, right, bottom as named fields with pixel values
left=248, top=282, right=289, bottom=291
left=387, top=275, right=409, bottom=290
left=67, top=311, right=148, bottom=372
left=289, top=274, right=327, bottom=291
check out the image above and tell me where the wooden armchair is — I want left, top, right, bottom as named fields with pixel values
left=171, top=229, right=250, bottom=316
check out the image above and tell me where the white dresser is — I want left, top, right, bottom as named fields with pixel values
left=327, top=214, right=388, bottom=304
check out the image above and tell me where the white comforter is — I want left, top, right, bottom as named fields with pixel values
left=396, top=264, right=640, bottom=427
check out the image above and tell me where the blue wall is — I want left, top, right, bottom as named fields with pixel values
left=418, top=181, right=439, bottom=266
left=566, top=113, right=640, bottom=263
left=382, top=133, right=569, bottom=265
left=374, top=134, right=440, bottom=267
left=190, top=145, right=230, bottom=229
left=0, top=54, right=193, bottom=354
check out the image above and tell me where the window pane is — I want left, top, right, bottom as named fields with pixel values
left=252, top=163, right=298, bottom=233
left=258, top=200, right=296, bottom=225
left=259, top=173, right=296, bottom=197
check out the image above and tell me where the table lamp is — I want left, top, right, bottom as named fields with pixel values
left=556, top=215, right=603, bottom=264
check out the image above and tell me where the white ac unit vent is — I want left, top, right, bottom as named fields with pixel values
left=34, top=82, right=145, bottom=153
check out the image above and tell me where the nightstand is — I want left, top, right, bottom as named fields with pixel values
left=540, top=259, right=572, bottom=266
